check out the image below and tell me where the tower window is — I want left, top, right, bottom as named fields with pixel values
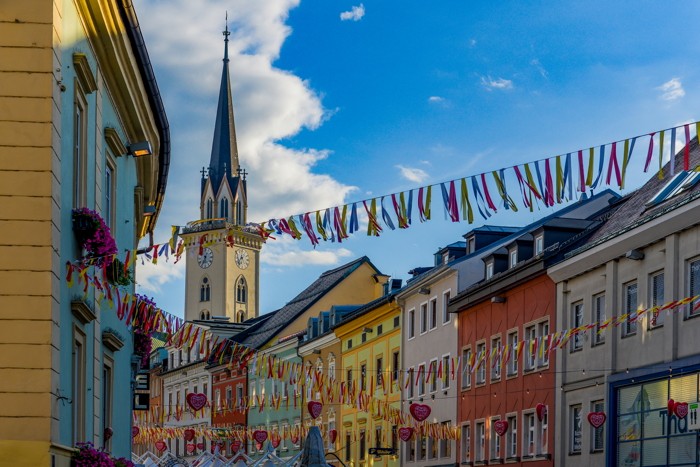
left=236, top=200, right=244, bottom=225
left=236, top=277, right=247, bottom=303
left=200, top=277, right=211, bottom=302
left=200, top=311, right=211, bottom=320
left=220, top=198, right=229, bottom=219
left=237, top=311, right=246, bottom=323
left=206, top=198, right=214, bottom=219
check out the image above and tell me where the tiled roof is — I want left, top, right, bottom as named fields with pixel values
left=241, top=256, right=379, bottom=349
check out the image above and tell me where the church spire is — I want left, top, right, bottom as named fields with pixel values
left=206, top=16, right=240, bottom=195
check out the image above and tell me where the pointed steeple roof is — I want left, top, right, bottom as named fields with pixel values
left=207, top=21, right=240, bottom=195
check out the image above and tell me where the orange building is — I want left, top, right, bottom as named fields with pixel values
left=210, top=355, right=248, bottom=457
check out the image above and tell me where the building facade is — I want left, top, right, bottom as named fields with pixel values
left=549, top=142, right=700, bottom=466
left=0, top=0, right=168, bottom=465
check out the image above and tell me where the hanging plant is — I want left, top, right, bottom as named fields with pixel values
left=106, top=258, right=133, bottom=286
left=133, top=328, right=153, bottom=369
left=71, top=442, right=113, bottom=466
left=71, top=208, right=117, bottom=266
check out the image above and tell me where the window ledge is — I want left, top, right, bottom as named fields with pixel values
left=505, top=456, right=520, bottom=463
left=104, top=127, right=127, bottom=157
left=621, top=332, right=637, bottom=340
left=489, top=458, right=504, bottom=464
left=71, top=300, right=97, bottom=324
left=535, top=453, right=551, bottom=460
left=73, top=53, right=97, bottom=93
left=102, top=330, right=125, bottom=352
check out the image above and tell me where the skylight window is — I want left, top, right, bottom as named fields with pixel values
left=647, top=170, right=700, bottom=207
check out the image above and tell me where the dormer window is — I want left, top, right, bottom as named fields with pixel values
left=486, top=262, right=494, bottom=279
left=468, top=237, right=476, bottom=254
left=443, top=252, right=449, bottom=264
left=509, top=249, right=518, bottom=268
left=647, top=170, right=700, bottom=207
left=535, top=235, right=544, bottom=255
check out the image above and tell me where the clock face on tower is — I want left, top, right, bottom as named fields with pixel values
left=197, top=247, right=213, bottom=269
left=235, top=249, right=250, bottom=269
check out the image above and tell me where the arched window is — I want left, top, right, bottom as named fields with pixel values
left=237, top=311, right=246, bottom=323
left=200, top=277, right=210, bottom=302
left=206, top=198, right=214, bottom=219
left=236, top=200, right=244, bottom=225
left=220, top=198, right=229, bottom=219
left=200, top=310, right=210, bottom=320
left=236, top=276, right=247, bottom=303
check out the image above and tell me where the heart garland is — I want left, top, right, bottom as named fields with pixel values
left=587, top=412, right=606, bottom=428
left=186, top=443, right=196, bottom=454
left=231, top=439, right=242, bottom=453
left=186, top=392, right=208, bottom=412
left=155, top=440, right=167, bottom=452
left=409, top=403, right=431, bottom=422
left=398, top=427, right=414, bottom=441
left=184, top=429, right=195, bottom=441
left=675, top=402, right=689, bottom=419
left=253, top=430, right=268, bottom=444
left=131, top=426, right=140, bottom=438
left=308, top=401, right=323, bottom=419
left=494, top=420, right=509, bottom=436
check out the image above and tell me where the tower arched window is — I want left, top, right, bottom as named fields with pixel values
left=206, top=198, right=214, bottom=219
left=200, top=310, right=211, bottom=320
left=220, top=198, right=229, bottom=219
left=236, top=276, right=247, bottom=303
left=237, top=311, right=246, bottom=323
left=200, top=277, right=211, bottom=302
left=236, top=200, right=244, bottom=225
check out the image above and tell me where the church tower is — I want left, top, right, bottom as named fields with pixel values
left=180, top=25, right=262, bottom=323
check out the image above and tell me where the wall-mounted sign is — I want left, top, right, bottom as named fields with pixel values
left=135, top=372, right=150, bottom=391
left=369, top=447, right=397, bottom=456
left=134, top=393, right=150, bottom=411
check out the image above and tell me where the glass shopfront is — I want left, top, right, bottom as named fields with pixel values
left=615, top=373, right=700, bottom=466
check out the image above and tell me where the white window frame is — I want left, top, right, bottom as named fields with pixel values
left=689, top=258, right=700, bottom=318
left=524, top=325, right=536, bottom=371
left=408, top=308, right=416, bottom=339
left=486, top=261, right=494, bottom=279
left=649, top=271, right=665, bottom=328
left=507, top=414, right=517, bottom=459
left=462, top=347, right=472, bottom=390
left=420, top=303, right=428, bottom=334
left=622, top=281, right=638, bottom=336
left=507, top=330, right=518, bottom=377
left=441, top=353, right=450, bottom=390
left=523, top=411, right=535, bottom=458
left=509, top=249, right=518, bottom=268
left=461, top=423, right=471, bottom=463
left=476, top=342, right=486, bottom=385
left=429, top=358, right=438, bottom=393
left=490, top=416, right=501, bottom=460
left=535, top=235, right=544, bottom=255
left=593, top=292, right=606, bottom=346
left=429, top=297, right=438, bottom=330
left=418, top=364, right=426, bottom=396
left=569, top=404, right=582, bottom=454
left=475, top=420, right=485, bottom=462
left=591, top=400, right=605, bottom=452
left=571, top=302, right=584, bottom=352
left=442, top=289, right=451, bottom=324
left=490, top=335, right=502, bottom=381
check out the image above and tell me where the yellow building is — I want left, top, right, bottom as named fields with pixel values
left=335, top=291, right=403, bottom=467
left=0, top=0, right=168, bottom=465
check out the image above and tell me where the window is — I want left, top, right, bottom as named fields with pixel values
left=375, top=426, right=382, bottom=448
left=571, top=302, right=584, bottom=351
left=428, top=433, right=437, bottom=459
left=359, top=429, right=366, bottom=460
left=407, top=368, right=414, bottom=399
left=200, top=277, right=211, bottom=302
left=540, top=406, right=548, bottom=455
left=104, top=159, right=116, bottom=230
left=491, top=336, right=502, bottom=381
left=593, top=293, right=606, bottom=346
left=647, top=170, right=700, bottom=206
left=476, top=342, right=486, bottom=384
left=236, top=276, right=247, bottom=303
left=72, top=329, right=86, bottom=444
left=73, top=89, right=87, bottom=208
left=346, top=368, right=352, bottom=388
left=392, top=425, right=398, bottom=451
left=535, top=235, right=544, bottom=255
left=442, top=290, right=451, bottom=324
left=361, top=332, right=367, bottom=343
left=345, top=432, right=352, bottom=461
left=486, top=262, right=494, bottom=279
left=418, top=436, right=427, bottom=461
left=236, top=199, right=244, bottom=225
left=439, top=421, right=451, bottom=457
left=490, top=417, right=501, bottom=460
left=507, top=415, right=517, bottom=458
left=688, top=258, right=700, bottom=317
left=360, top=363, right=366, bottom=390
left=215, top=389, right=222, bottom=411
left=538, top=321, right=549, bottom=367
left=420, top=303, right=428, bottom=334
left=393, top=315, right=400, bottom=328
left=408, top=309, right=415, bottom=338
left=429, top=298, right=437, bottom=330
left=429, top=359, right=438, bottom=393
left=623, top=281, right=638, bottom=336
left=510, top=249, right=518, bottom=267
left=649, top=272, right=665, bottom=328
left=377, top=324, right=383, bottom=335
left=376, top=356, right=383, bottom=388
left=475, top=421, right=485, bottom=462
left=418, top=364, right=426, bottom=396
left=391, top=351, right=400, bottom=385
left=569, top=404, right=582, bottom=454
left=525, top=326, right=536, bottom=371
left=461, top=424, right=471, bottom=463
left=462, top=347, right=472, bottom=389
left=206, top=198, right=214, bottom=219
left=468, top=236, right=476, bottom=253
left=507, top=331, right=518, bottom=376
left=408, top=431, right=416, bottom=461
left=220, top=197, right=229, bottom=219
left=347, top=339, right=352, bottom=350
left=236, top=385, right=243, bottom=409
left=591, top=400, right=605, bottom=452
left=102, top=359, right=113, bottom=451
left=524, top=412, right=535, bottom=457
left=442, top=354, right=450, bottom=390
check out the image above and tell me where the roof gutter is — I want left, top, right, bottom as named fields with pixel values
left=117, top=0, right=171, bottom=237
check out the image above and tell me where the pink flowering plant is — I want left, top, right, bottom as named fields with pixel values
left=72, top=442, right=113, bottom=466
left=72, top=208, right=118, bottom=267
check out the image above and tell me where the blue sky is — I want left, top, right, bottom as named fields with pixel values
left=134, top=0, right=700, bottom=317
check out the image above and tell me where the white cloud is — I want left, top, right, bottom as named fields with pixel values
left=262, top=238, right=353, bottom=266
left=396, top=165, right=429, bottom=183
left=469, top=39, right=477, bottom=48
left=340, top=4, right=365, bottom=21
left=530, top=59, right=548, bottom=79
left=135, top=255, right=186, bottom=294
left=428, top=96, right=445, bottom=103
left=658, top=78, right=685, bottom=101
left=481, top=76, right=514, bottom=91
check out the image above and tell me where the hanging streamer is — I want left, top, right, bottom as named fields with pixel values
left=459, top=178, right=474, bottom=223
left=349, top=203, right=359, bottom=234
left=471, top=176, right=491, bottom=219
left=605, top=142, right=621, bottom=188
left=492, top=170, right=517, bottom=212
left=544, top=159, right=555, bottom=207
left=380, top=196, right=396, bottom=230
left=591, top=145, right=606, bottom=189
left=684, top=124, right=691, bottom=171
left=363, top=199, right=382, bottom=236
left=658, top=130, right=665, bottom=179
left=620, top=138, right=636, bottom=189
left=644, top=132, right=655, bottom=173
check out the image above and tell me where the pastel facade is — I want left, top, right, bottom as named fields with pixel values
left=0, top=0, right=167, bottom=465
left=549, top=142, right=700, bottom=466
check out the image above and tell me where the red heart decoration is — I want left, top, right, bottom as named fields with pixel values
left=410, top=403, right=431, bottom=422
left=131, top=426, right=140, bottom=438
left=398, top=427, right=414, bottom=441
left=308, top=401, right=323, bottom=419
left=155, top=440, right=167, bottom=452
left=536, top=403, right=547, bottom=421
left=184, top=428, right=195, bottom=441
left=291, top=435, right=300, bottom=445
left=271, top=436, right=281, bottom=448
left=186, top=443, right=196, bottom=454
left=197, top=442, right=205, bottom=450
left=231, top=439, right=242, bottom=453
left=253, top=430, right=268, bottom=444
left=329, top=429, right=338, bottom=444
left=104, top=427, right=113, bottom=441
left=186, top=393, right=208, bottom=411
left=587, top=412, right=606, bottom=428
left=675, top=402, right=689, bottom=419
left=494, top=420, right=509, bottom=436
left=668, top=399, right=676, bottom=415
